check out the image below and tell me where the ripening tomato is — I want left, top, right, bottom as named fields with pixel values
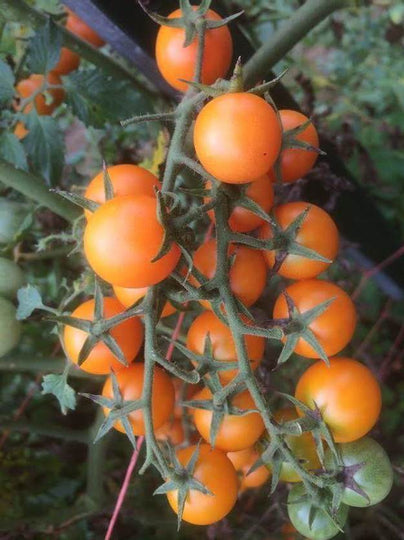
left=84, top=195, right=181, bottom=288
left=66, top=9, right=105, bottom=47
left=205, top=174, right=274, bottom=232
left=53, top=47, right=80, bottom=75
left=193, top=387, right=265, bottom=452
left=194, top=93, right=282, bottom=184
left=192, top=239, right=267, bottom=309
left=14, top=121, right=28, bottom=139
left=269, top=110, right=319, bottom=183
left=113, top=284, right=176, bottom=318
left=273, top=279, right=357, bottom=358
left=295, top=357, right=382, bottom=443
left=84, top=164, right=161, bottom=219
left=15, top=73, right=64, bottom=115
left=166, top=444, right=238, bottom=525
left=186, top=310, right=265, bottom=382
left=63, top=297, right=143, bottom=374
left=156, top=418, right=185, bottom=446
left=102, top=363, right=175, bottom=435
left=155, top=8, right=232, bottom=92
left=259, top=202, right=339, bottom=279
left=262, top=408, right=320, bottom=483
left=227, top=447, right=270, bottom=491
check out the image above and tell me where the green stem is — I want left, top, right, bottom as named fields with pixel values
left=0, top=160, right=81, bottom=221
left=0, top=354, right=103, bottom=379
left=0, top=0, right=155, bottom=99
left=243, top=0, right=351, bottom=87
left=0, top=419, right=89, bottom=443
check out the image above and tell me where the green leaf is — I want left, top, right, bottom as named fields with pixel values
left=27, top=19, right=62, bottom=74
left=42, top=373, right=77, bottom=415
left=0, top=132, right=28, bottom=171
left=0, top=59, right=15, bottom=106
left=16, top=285, right=45, bottom=320
left=23, top=112, right=64, bottom=185
left=64, top=69, right=150, bottom=128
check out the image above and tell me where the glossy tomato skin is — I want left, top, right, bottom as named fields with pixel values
left=269, top=110, right=319, bottom=183
left=102, top=363, right=175, bottom=435
left=186, top=310, right=265, bottom=382
left=193, top=387, right=265, bottom=452
left=66, top=9, right=105, bottom=47
left=205, top=174, right=274, bottom=232
left=273, top=279, right=357, bottom=358
left=84, top=164, right=161, bottom=219
left=156, top=9, right=232, bottom=92
left=194, top=93, right=282, bottom=184
left=288, top=483, right=348, bottom=540
left=227, top=447, right=270, bottom=491
left=166, top=444, right=238, bottom=525
left=295, top=357, right=382, bottom=443
left=113, top=284, right=176, bottom=318
left=325, top=437, right=393, bottom=507
left=260, top=202, right=339, bottom=279
left=192, top=239, right=267, bottom=308
left=16, top=73, right=64, bottom=115
left=83, top=195, right=181, bottom=288
left=0, top=297, right=21, bottom=358
left=63, top=297, right=143, bottom=374
left=53, top=47, right=80, bottom=75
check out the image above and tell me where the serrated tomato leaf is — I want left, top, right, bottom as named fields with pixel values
left=27, top=19, right=62, bottom=74
left=0, top=59, right=15, bottom=106
left=17, top=285, right=45, bottom=319
left=0, top=132, right=28, bottom=170
left=42, top=373, right=77, bottom=415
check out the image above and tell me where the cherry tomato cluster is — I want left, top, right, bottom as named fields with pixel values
left=58, top=3, right=392, bottom=538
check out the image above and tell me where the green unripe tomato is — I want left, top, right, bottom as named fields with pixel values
left=325, top=437, right=393, bottom=508
left=287, top=483, right=348, bottom=540
left=0, top=296, right=21, bottom=357
left=0, top=257, right=25, bottom=299
left=0, top=199, right=28, bottom=245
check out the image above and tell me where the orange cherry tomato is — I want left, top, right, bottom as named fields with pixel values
left=15, top=73, right=64, bottom=115
left=273, top=279, right=357, bottom=358
left=295, top=357, right=382, bottom=443
left=14, top=122, right=28, bottom=139
left=194, top=93, right=282, bottom=184
left=66, top=9, right=105, bottom=47
left=63, top=297, right=144, bottom=374
left=192, top=239, right=267, bottom=309
left=227, top=447, right=270, bottom=491
left=166, top=444, right=238, bottom=525
left=193, top=387, right=265, bottom=452
left=259, top=202, right=339, bottom=279
left=113, top=284, right=176, bottom=318
left=155, top=8, right=232, bottom=92
left=269, top=109, right=319, bottom=183
left=205, top=174, right=274, bottom=232
left=186, top=310, right=265, bottom=382
left=53, top=47, right=80, bottom=75
left=84, top=164, right=161, bottom=220
left=83, top=195, right=181, bottom=288
left=156, top=418, right=185, bottom=446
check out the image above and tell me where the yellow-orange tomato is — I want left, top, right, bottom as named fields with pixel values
left=186, top=310, right=265, bottom=382
left=205, top=174, right=274, bottom=232
left=227, top=447, right=270, bottom=491
left=84, top=164, right=161, bottom=219
left=267, top=408, right=320, bottom=483
left=83, top=195, right=181, bottom=288
left=156, top=418, right=185, bottom=446
left=259, top=202, right=339, bottom=279
left=53, top=47, right=80, bottom=75
left=192, top=239, right=267, bottom=309
left=66, top=9, right=105, bottom=47
left=194, top=93, right=282, bottom=184
left=63, top=297, right=143, bottom=374
left=166, top=444, right=238, bottom=525
left=14, top=122, right=28, bottom=139
left=15, top=73, right=64, bottom=115
left=295, top=357, right=382, bottom=443
left=193, top=387, right=265, bottom=452
left=155, top=8, right=232, bottom=92
left=269, top=109, right=319, bottom=183
left=102, top=363, right=175, bottom=435
left=113, top=284, right=176, bottom=318
left=273, top=279, right=357, bottom=358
